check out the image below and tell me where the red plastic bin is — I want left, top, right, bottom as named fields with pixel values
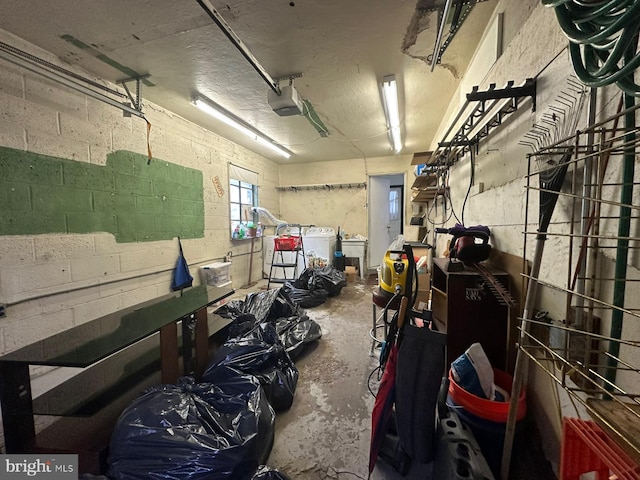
left=560, top=417, right=640, bottom=480
left=274, top=235, right=301, bottom=251
left=448, top=368, right=527, bottom=423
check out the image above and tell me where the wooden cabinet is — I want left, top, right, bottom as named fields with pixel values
left=431, top=258, right=510, bottom=370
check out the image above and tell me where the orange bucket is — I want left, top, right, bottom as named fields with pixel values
left=448, top=368, right=526, bottom=423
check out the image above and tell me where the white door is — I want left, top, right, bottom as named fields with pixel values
left=368, top=176, right=391, bottom=269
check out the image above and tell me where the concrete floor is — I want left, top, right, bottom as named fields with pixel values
left=239, top=276, right=557, bottom=480
left=259, top=279, right=433, bottom=480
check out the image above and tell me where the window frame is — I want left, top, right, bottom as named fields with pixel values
left=228, top=164, right=259, bottom=239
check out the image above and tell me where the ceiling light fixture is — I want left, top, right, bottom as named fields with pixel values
left=192, top=94, right=291, bottom=159
left=382, top=75, right=402, bottom=154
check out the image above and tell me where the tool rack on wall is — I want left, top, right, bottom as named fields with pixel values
left=276, top=182, right=366, bottom=192
left=429, top=78, right=537, bottom=166
left=517, top=100, right=640, bottom=465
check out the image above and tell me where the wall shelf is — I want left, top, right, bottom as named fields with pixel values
left=276, top=182, right=366, bottom=191
left=411, top=186, right=448, bottom=203
left=412, top=174, right=438, bottom=190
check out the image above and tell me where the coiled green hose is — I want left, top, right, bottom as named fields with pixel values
left=543, top=0, right=640, bottom=96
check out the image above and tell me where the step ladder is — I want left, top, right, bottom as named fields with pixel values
left=268, top=225, right=306, bottom=289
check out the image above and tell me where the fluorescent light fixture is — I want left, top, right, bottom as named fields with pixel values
left=192, top=94, right=291, bottom=159
left=382, top=75, right=402, bottom=154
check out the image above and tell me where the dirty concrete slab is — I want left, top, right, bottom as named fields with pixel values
left=266, top=281, right=432, bottom=479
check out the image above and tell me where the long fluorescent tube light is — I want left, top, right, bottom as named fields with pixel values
left=382, top=75, right=402, bottom=154
left=192, top=95, right=291, bottom=159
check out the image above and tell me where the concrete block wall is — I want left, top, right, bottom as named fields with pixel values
left=430, top=0, right=640, bottom=471
left=0, top=29, right=280, bottom=360
left=279, top=154, right=416, bottom=240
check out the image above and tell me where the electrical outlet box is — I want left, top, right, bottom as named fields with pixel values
left=0, top=304, right=6, bottom=318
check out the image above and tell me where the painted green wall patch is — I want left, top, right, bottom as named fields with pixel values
left=0, top=147, right=204, bottom=242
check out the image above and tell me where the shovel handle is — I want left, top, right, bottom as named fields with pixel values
left=396, top=296, right=409, bottom=330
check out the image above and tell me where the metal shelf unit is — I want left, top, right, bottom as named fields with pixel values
left=517, top=100, right=640, bottom=465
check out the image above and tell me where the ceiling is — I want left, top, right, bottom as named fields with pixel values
left=0, top=0, right=498, bottom=164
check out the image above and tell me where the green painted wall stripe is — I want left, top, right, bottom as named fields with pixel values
left=0, top=147, right=204, bottom=242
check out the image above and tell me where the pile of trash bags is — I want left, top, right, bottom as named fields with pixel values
left=213, top=287, right=323, bottom=361
left=282, top=265, right=347, bottom=308
left=107, top=287, right=321, bottom=480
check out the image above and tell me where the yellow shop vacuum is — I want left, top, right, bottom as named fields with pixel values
left=379, top=250, right=410, bottom=296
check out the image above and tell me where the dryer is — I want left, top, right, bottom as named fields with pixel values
left=303, top=227, right=336, bottom=267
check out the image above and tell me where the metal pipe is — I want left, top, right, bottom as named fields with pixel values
left=574, top=88, right=598, bottom=330
left=501, top=230, right=547, bottom=479
left=605, top=86, right=636, bottom=390
left=430, top=0, right=453, bottom=72
left=0, top=50, right=145, bottom=119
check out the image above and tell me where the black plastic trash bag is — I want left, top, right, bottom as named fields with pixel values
left=108, top=372, right=275, bottom=480
left=228, top=301, right=321, bottom=360
left=282, top=281, right=328, bottom=308
left=204, top=322, right=299, bottom=411
left=296, top=266, right=347, bottom=297
left=243, top=288, right=281, bottom=322
left=251, top=465, right=293, bottom=480
left=218, top=289, right=322, bottom=359
left=274, top=314, right=322, bottom=360
left=211, top=299, right=246, bottom=320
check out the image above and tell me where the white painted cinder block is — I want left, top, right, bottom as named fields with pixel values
left=39, top=287, right=101, bottom=316
left=3, top=309, right=74, bottom=352
left=93, top=233, right=146, bottom=256
left=34, top=235, right=95, bottom=262
left=70, top=255, right=121, bottom=282
left=97, top=275, right=153, bottom=299
left=72, top=295, right=122, bottom=327
left=26, top=128, right=90, bottom=163
left=0, top=93, right=59, bottom=137
left=58, top=110, right=111, bottom=152
left=0, top=237, right=36, bottom=266
left=119, top=245, right=174, bottom=273
left=0, top=261, right=72, bottom=300
left=24, top=73, right=87, bottom=119
left=118, top=284, right=160, bottom=311
left=0, top=61, right=24, bottom=99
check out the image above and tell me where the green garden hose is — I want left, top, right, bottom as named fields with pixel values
left=543, top=0, right=640, bottom=96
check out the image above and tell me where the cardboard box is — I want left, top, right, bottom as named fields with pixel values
left=345, top=265, right=358, bottom=282
left=414, top=288, right=431, bottom=311
left=417, top=272, right=430, bottom=291
left=414, top=272, right=431, bottom=310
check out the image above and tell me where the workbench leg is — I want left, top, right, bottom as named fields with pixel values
left=0, top=362, right=35, bottom=452
left=194, top=307, right=209, bottom=381
left=160, top=323, right=179, bottom=384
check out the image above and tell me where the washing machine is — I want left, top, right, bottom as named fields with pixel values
left=303, top=227, right=336, bottom=268
left=263, top=225, right=307, bottom=279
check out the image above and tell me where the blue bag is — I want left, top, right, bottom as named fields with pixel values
left=171, top=237, right=193, bottom=291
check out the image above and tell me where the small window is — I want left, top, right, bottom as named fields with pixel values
left=228, top=164, right=259, bottom=239
left=389, top=188, right=400, bottom=221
